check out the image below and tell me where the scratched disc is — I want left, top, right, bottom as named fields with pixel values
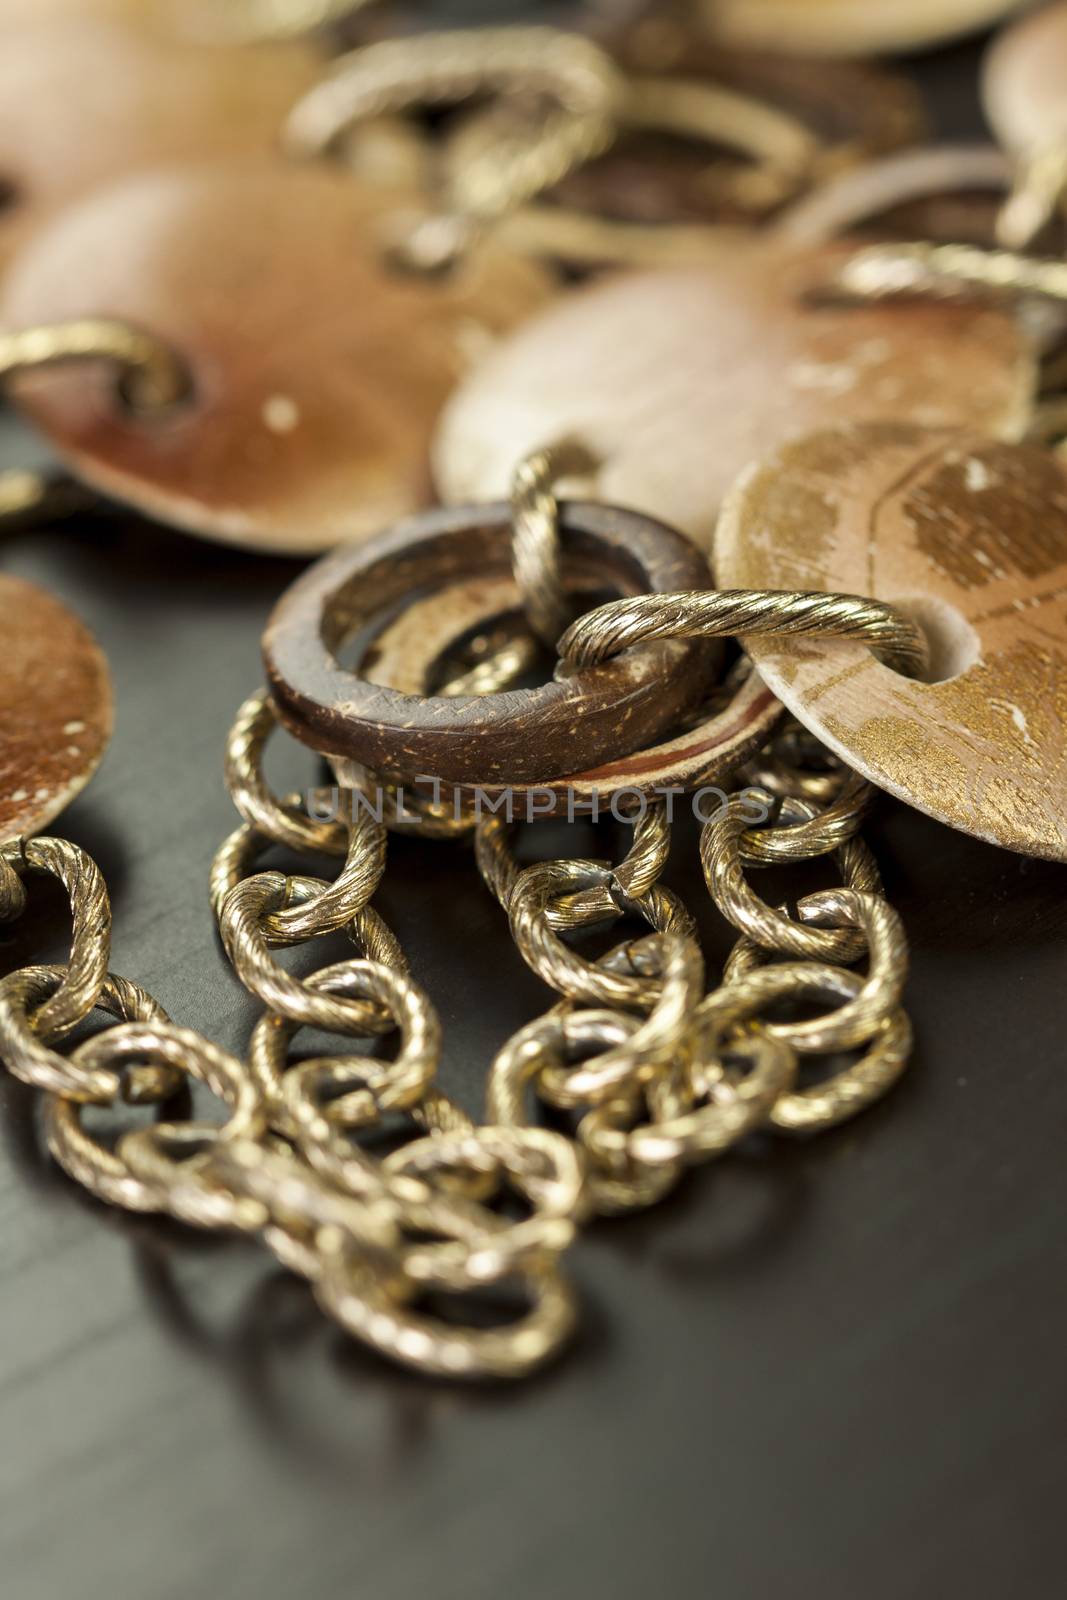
left=0, top=18, right=323, bottom=274
left=716, top=423, right=1067, bottom=861
left=0, top=576, right=113, bottom=840
left=433, top=238, right=1036, bottom=554
left=1, top=162, right=554, bottom=554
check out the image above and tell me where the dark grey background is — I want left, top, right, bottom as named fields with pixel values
left=1, top=19, right=1065, bottom=1600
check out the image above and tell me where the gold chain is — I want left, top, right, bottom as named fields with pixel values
left=0, top=458, right=917, bottom=1381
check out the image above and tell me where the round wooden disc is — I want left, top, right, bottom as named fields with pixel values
left=702, top=0, right=1028, bottom=57
left=264, top=499, right=719, bottom=784
left=0, top=18, right=323, bottom=274
left=0, top=576, right=113, bottom=839
left=715, top=423, right=1067, bottom=861
left=982, top=1, right=1067, bottom=154
left=1, top=162, right=555, bottom=554
left=433, top=238, right=1036, bottom=555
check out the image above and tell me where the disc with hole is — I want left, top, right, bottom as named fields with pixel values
left=715, top=423, right=1067, bottom=860
left=0, top=576, right=112, bottom=840
left=1, top=162, right=555, bottom=554
left=0, top=18, right=324, bottom=274
left=433, top=237, right=1037, bottom=555
left=702, top=0, right=1029, bottom=58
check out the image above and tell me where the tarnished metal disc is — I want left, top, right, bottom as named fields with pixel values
left=983, top=0, right=1067, bottom=153
left=703, top=0, right=1029, bottom=57
left=2, top=163, right=554, bottom=554
left=433, top=239, right=1036, bottom=554
left=0, top=575, right=112, bottom=839
left=0, top=18, right=322, bottom=272
left=716, top=423, right=1067, bottom=861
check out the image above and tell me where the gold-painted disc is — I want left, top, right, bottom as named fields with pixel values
left=716, top=423, right=1067, bottom=861
left=0, top=575, right=112, bottom=839
left=433, top=239, right=1036, bottom=554
left=1, top=162, right=555, bottom=554
left=703, top=0, right=1029, bottom=58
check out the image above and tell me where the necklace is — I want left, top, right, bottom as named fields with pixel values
left=1, top=3, right=1064, bottom=1380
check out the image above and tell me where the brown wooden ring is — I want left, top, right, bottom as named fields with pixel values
left=333, top=576, right=782, bottom=810
left=264, top=500, right=718, bottom=787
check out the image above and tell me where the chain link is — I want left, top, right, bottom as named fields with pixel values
left=284, top=27, right=625, bottom=227
left=0, top=319, right=188, bottom=413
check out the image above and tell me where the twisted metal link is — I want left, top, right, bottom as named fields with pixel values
left=0, top=965, right=157, bottom=1104
left=704, top=958, right=913, bottom=1134
left=579, top=1030, right=796, bottom=1173
left=722, top=889, right=908, bottom=1055
left=0, top=837, right=111, bottom=1041
left=285, top=28, right=625, bottom=222
left=487, top=1008, right=687, bottom=1214
left=834, top=240, right=1067, bottom=305
left=510, top=440, right=600, bottom=647
left=223, top=689, right=349, bottom=857
left=736, top=772, right=875, bottom=866
left=701, top=792, right=882, bottom=963
left=0, top=319, right=188, bottom=412
left=998, top=145, right=1067, bottom=252
left=216, top=870, right=401, bottom=1033
left=476, top=799, right=672, bottom=930
left=559, top=589, right=930, bottom=679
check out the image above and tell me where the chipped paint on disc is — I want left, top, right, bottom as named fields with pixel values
left=716, top=423, right=1067, bottom=861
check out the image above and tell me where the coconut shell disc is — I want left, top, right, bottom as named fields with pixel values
left=1, top=162, right=555, bottom=555
left=0, top=19, right=323, bottom=273
left=433, top=238, right=1036, bottom=554
left=703, top=0, right=1029, bottom=58
left=716, top=423, right=1067, bottom=861
left=983, top=0, right=1067, bottom=153
left=0, top=576, right=113, bottom=839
